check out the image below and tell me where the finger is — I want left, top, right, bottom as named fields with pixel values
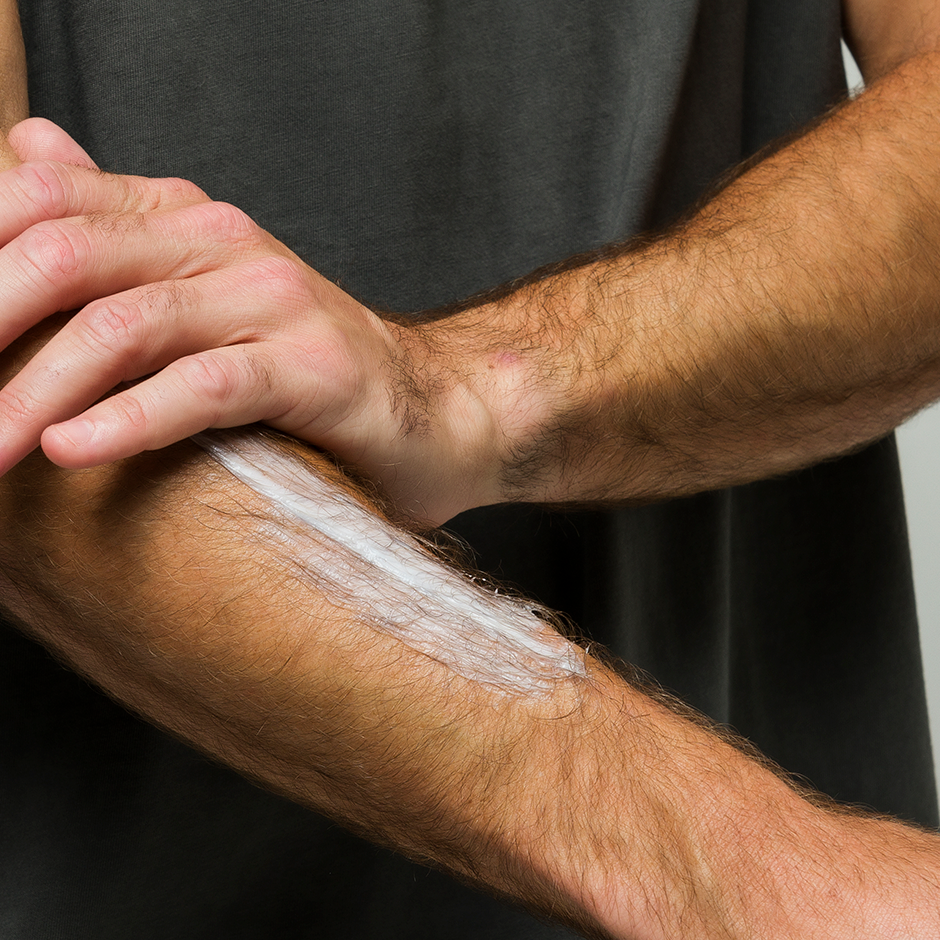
left=0, top=199, right=277, bottom=350
left=41, top=344, right=306, bottom=469
left=8, top=118, right=98, bottom=168
left=0, top=157, right=208, bottom=250
left=0, top=260, right=301, bottom=473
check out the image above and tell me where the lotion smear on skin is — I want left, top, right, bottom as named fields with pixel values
left=194, top=430, right=587, bottom=694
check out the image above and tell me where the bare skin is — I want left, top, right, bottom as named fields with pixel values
left=0, top=0, right=25, bottom=135
left=2, top=399, right=939, bottom=940
left=0, top=1, right=937, bottom=937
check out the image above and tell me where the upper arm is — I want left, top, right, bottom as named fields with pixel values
left=843, top=0, right=940, bottom=82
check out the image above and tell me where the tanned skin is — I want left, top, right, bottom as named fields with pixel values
left=3, top=395, right=939, bottom=940
left=0, top=1, right=939, bottom=937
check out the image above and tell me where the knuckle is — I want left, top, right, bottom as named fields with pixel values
left=145, top=175, right=208, bottom=211
left=163, top=176, right=207, bottom=204
left=16, top=219, right=88, bottom=284
left=178, top=353, right=241, bottom=410
left=14, top=160, right=70, bottom=220
left=190, top=200, right=261, bottom=247
left=136, top=280, right=187, bottom=318
left=243, top=255, right=309, bottom=307
left=0, top=382, right=42, bottom=425
left=79, top=299, right=145, bottom=357
left=176, top=349, right=274, bottom=424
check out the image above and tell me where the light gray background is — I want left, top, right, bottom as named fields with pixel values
left=841, top=46, right=940, bottom=784
left=900, top=409, right=940, bottom=784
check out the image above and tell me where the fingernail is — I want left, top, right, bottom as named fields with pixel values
left=56, top=419, right=94, bottom=447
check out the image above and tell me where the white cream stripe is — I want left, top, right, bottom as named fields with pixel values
left=193, top=429, right=587, bottom=694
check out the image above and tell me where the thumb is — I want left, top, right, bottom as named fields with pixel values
left=7, top=118, right=98, bottom=168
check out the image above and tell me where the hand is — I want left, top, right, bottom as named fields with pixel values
left=0, top=119, right=500, bottom=524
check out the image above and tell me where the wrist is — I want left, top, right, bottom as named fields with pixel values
left=387, top=314, right=509, bottom=520
left=404, top=273, right=608, bottom=511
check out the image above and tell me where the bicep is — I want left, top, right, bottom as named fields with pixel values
left=843, top=0, right=940, bottom=82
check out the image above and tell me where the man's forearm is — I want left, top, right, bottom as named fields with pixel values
left=404, top=45, right=940, bottom=513
left=1, top=341, right=938, bottom=938
left=0, top=408, right=699, bottom=938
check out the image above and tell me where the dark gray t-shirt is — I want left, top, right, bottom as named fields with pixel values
left=3, top=1, right=936, bottom=936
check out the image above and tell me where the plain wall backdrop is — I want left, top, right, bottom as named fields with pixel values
left=900, top=412, right=940, bottom=785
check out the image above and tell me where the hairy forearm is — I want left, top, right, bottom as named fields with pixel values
left=1, top=327, right=938, bottom=938
left=409, top=48, right=940, bottom=510
left=0, top=390, right=592, bottom=911
left=0, top=396, right=695, bottom=937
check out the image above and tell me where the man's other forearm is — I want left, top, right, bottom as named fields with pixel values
left=407, top=40, right=940, bottom=512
